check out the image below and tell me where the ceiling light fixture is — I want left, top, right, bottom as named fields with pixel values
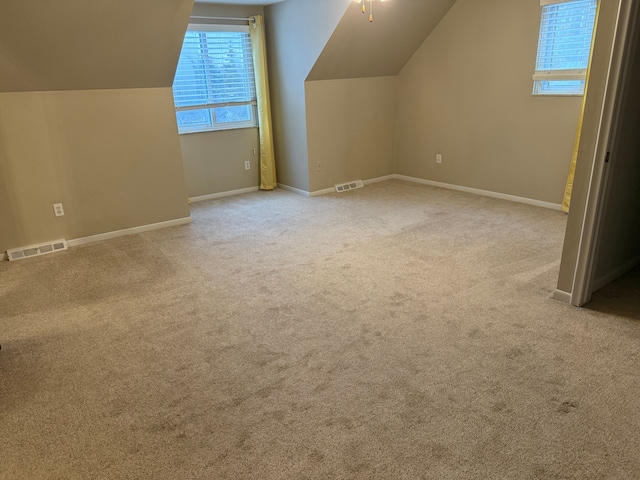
left=352, top=0, right=389, bottom=22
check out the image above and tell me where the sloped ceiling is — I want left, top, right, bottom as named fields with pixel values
left=196, top=0, right=285, bottom=4
left=308, top=0, right=458, bottom=80
left=0, top=0, right=194, bottom=93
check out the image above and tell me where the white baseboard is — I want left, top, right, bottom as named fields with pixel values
left=552, top=289, right=572, bottom=303
left=310, top=175, right=396, bottom=196
left=189, top=186, right=259, bottom=203
left=0, top=175, right=563, bottom=260
left=281, top=174, right=397, bottom=198
left=364, top=175, right=395, bottom=185
left=278, top=183, right=311, bottom=197
left=394, top=175, right=563, bottom=211
left=592, top=254, right=640, bottom=292
left=309, top=187, right=336, bottom=197
left=282, top=175, right=562, bottom=211
left=67, top=217, right=192, bottom=247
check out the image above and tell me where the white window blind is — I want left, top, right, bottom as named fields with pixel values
left=533, top=0, right=597, bottom=95
left=172, top=24, right=257, bottom=133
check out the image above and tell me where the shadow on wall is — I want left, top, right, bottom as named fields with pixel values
left=0, top=128, right=24, bottom=252
left=586, top=265, right=640, bottom=320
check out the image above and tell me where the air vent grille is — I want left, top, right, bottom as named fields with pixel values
left=335, top=180, right=364, bottom=193
left=6, top=240, right=68, bottom=261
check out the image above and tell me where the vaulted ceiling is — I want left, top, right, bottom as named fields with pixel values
left=196, top=0, right=286, bottom=4
left=0, top=0, right=193, bottom=92
left=0, top=0, right=459, bottom=92
left=308, top=0, right=458, bottom=80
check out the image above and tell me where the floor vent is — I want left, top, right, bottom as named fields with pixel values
left=7, top=239, right=68, bottom=262
left=335, top=180, right=364, bottom=193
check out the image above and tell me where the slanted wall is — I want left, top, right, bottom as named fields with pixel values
left=0, top=0, right=193, bottom=254
left=264, top=0, right=351, bottom=192
left=395, top=0, right=583, bottom=205
left=267, top=0, right=456, bottom=193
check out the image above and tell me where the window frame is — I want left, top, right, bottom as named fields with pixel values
left=172, top=23, right=258, bottom=135
left=532, top=0, right=598, bottom=97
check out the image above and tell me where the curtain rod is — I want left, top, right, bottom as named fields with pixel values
left=190, top=16, right=256, bottom=23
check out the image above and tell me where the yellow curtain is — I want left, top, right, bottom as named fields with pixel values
left=249, top=15, right=277, bottom=190
left=562, top=1, right=601, bottom=213
left=562, top=97, right=587, bottom=213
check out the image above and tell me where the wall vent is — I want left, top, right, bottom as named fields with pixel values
left=6, top=240, right=68, bottom=262
left=335, top=180, right=364, bottom=193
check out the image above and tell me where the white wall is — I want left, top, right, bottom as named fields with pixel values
left=0, top=89, right=190, bottom=252
left=265, top=0, right=350, bottom=192
left=178, top=3, right=265, bottom=199
left=305, top=77, right=396, bottom=191
left=395, top=0, right=583, bottom=205
left=180, top=129, right=260, bottom=198
left=0, top=0, right=193, bottom=254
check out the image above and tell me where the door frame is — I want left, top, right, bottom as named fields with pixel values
left=570, top=0, right=637, bottom=306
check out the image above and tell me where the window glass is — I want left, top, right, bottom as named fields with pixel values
left=173, top=26, right=257, bottom=133
left=533, top=0, right=597, bottom=96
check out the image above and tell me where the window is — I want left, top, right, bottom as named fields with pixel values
left=172, top=24, right=257, bottom=134
left=533, top=0, right=597, bottom=96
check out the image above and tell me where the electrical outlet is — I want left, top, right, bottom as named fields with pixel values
left=244, top=161, right=251, bottom=170
left=53, top=203, right=64, bottom=217
left=316, top=162, right=322, bottom=171
left=436, top=154, right=442, bottom=164
left=253, top=148, right=257, bottom=156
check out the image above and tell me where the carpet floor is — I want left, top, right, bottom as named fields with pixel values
left=1, top=179, right=638, bottom=479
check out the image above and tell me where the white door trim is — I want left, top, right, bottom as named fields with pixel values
left=571, top=0, right=636, bottom=306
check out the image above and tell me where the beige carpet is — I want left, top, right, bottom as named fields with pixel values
left=1, top=180, right=638, bottom=479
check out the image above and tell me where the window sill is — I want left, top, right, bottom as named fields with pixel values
left=178, top=125, right=259, bottom=136
left=531, top=93, right=584, bottom=97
